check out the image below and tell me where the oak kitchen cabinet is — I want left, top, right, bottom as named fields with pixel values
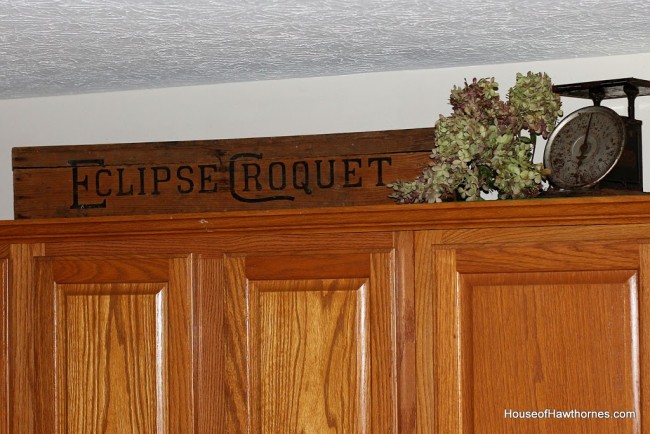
left=1, top=195, right=649, bottom=433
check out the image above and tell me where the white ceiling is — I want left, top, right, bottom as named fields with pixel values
left=1, top=0, right=649, bottom=100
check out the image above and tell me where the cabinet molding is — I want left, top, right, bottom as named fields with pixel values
left=2, top=195, right=650, bottom=241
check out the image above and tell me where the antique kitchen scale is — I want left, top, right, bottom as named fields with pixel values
left=544, top=77, right=650, bottom=193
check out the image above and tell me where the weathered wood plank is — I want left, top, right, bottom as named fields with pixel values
left=13, top=128, right=434, bottom=218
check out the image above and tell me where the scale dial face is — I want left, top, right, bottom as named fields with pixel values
left=544, top=106, right=626, bottom=190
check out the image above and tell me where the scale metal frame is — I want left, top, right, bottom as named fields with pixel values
left=551, top=77, right=650, bottom=190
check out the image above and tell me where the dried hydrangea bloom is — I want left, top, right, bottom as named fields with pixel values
left=389, top=72, right=563, bottom=203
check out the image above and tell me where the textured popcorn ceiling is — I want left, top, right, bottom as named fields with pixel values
left=1, top=0, right=649, bottom=100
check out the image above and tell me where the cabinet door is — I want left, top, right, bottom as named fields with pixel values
left=29, top=255, right=193, bottom=433
left=223, top=251, right=397, bottom=433
left=416, top=234, right=645, bottom=434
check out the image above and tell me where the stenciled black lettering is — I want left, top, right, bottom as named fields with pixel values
left=243, top=163, right=262, bottom=192
left=116, top=167, right=134, bottom=196
left=69, top=159, right=107, bottom=210
left=151, top=166, right=171, bottom=195
left=138, top=167, right=146, bottom=195
left=292, top=161, right=312, bottom=194
left=315, top=159, right=335, bottom=188
left=229, top=153, right=294, bottom=203
left=268, top=162, right=287, bottom=190
left=95, top=168, right=112, bottom=197
left=177, top=165, right=195, bottom=194
left=368, top=157, right=392, bottom=186
left=343, top=158, right=363, bottom=187
left=198, top=164, right=218, bottom=193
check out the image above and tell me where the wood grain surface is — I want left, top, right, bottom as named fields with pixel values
left=225, top=251, right=397, bottom=433
left=2, top=195, right=650, bottom=243
left=0, top=258, right=7, bottom=434
left=9, top=243, right=45, bottom=433
left=13, top=128, right=434, bottom=219
left=461, top=271, right=639, bottom=433
left=255, top=279, right=364, bottom=432
left=3, top=196, right=650, bottom=433
left=31, top=256, right=193, bottom=433
left=417, top=235, right=645, bottom=434
left=61, top=283, right=163, bottom=433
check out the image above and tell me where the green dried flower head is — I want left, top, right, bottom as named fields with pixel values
left=508, top=72, right=563, bottom=139
left=388, top=71, right=563, bottom=203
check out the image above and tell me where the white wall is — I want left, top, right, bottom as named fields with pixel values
left=1, top=53, right=649, bottom=220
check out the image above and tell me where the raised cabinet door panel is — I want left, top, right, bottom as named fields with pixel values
left=461, top=271, right=638, bottom=434
left=224, top=252, right=397, bottom=433
left=416, top=236, right=644, bottom=434
left=33, top=256, right=193, bottom=433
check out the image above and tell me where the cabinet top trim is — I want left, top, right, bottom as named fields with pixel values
left=1, top=195, right=650, bottom=241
